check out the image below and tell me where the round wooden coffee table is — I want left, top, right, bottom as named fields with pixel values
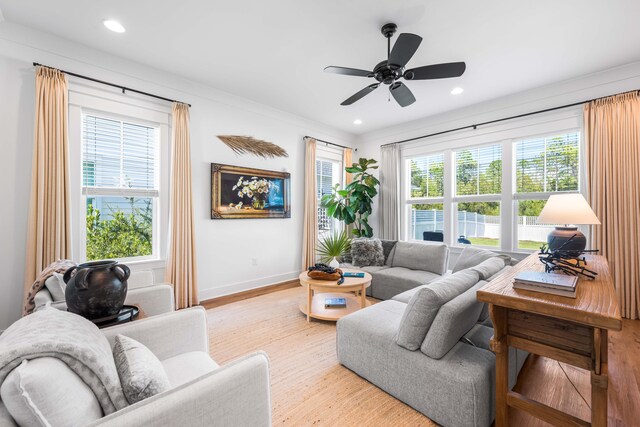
left=298, top=269, right=372, bottom=322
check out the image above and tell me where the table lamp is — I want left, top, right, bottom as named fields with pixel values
left=536, top=193, right=600, bottom=252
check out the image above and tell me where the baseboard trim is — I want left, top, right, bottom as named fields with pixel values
left=200, top=279, right=300, bottom=309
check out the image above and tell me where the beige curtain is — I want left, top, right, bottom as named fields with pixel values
left=343, top=147, right=353, bottom=185
left=166, top=103, right=199, bottom=309
left=584, top=91, right=640, bottom=319
left=23, top=66, right=72, bottom=313
left=302, top=138, right=318, bottom=270
left=379, top=144, right=400, bottom=240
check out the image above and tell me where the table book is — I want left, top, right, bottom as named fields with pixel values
left=513, top=271, right=578, bottom=298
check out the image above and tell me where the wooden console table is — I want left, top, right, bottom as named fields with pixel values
left=477, top=253, right=621, bottom=426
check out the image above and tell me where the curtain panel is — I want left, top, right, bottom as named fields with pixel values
left=166, top=102, right=199, bottom=309
left=379, top=144, right=400, bottom=240
left=23, top=66, right=72, bottom=314
left=302, top=138, right=318, bottom=270
left=584, top=91, right=640, bottom=319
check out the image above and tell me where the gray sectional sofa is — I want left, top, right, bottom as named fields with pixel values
left=337, top=245, right=527, bottom=427
left=342, top=240, right=449, bottom=300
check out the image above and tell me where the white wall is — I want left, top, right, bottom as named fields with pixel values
left=0, top=22, right=353, bottom=329
left=354, top=60, right=640, bottom=264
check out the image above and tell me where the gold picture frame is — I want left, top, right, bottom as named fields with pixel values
left=211, top=163, right=291, bottom=219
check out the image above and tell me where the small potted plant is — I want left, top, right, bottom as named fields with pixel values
left=317, top=231, right=352, bottom=268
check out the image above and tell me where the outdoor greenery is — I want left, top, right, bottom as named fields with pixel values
left=316, top=231, right=352, bottom=263
left=410, top=137, right=579, bottom=217
left=86, top=198, right=153, bottom=260
left=321, top=158, right=380, bottom=238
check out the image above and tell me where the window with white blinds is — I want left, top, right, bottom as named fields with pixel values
left=82, top=115, right=159, bottom=197
left=316, top=157, right=342, bottom=236
left=455, top=144, right=502, bottom=196
left=81, top=113, right=160, bottom=261
left=409, top=153, right=444, bottom=198
left=515, top=131, right=580, bottom=194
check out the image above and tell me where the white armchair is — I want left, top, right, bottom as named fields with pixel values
left=0, top=307, right=272, bottom=427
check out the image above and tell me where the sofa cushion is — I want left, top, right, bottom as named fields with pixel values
left=0, top=357, right=103, bottom=427
left=421, top=280, right=488, bottom=359
left=370, top=267, right=441, bottom=301
left=391, top=242, right=449, bottom=275
left=360, top=265, right=390, bottom=274
left=395, top=269, right=481, bottom=350
left=161, top=351, right=219, bottom=388
left=452, top=246, right=510, bottom=273
left=351, top=238, right=385, bottom=267
left=113, top=335, right=171, bottom=404
left=470, top=257, right=508, bottom=280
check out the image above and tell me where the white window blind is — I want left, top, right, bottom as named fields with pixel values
left=409, top=153, right=445, bottom=198
left=455, top=144, right=502, bottom=196
left=316, top=159, right=334, bottom=199
left=82, top=115, right=159, bottom=197
left=515, top=131, right=580, bottom=193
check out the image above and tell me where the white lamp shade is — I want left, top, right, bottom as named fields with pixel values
left=537, top=193, right=601, bottom=225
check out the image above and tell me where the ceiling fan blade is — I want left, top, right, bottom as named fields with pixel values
left=404, top=62, right=466, bottom=80
left=324, top=66, right=374, bottom=78
left=388, top=33, right=422, bottom=67
left=340, top=83, right=380, bottom=106
left=390, top=82, right=416, bottom=107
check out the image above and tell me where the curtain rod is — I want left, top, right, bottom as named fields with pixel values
left=380, top=89, right=640, bottom=147
left=33, top=62, right=191, bottom=107
left=304, top=135, right=357, bottom=152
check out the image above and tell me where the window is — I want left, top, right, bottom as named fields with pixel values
left=514, top=131, right=580, bottom=249
left=316, top=156, right=342, bottom=237
left=454, top=144, right=502, bottom=247
left=82, top=114, right=160, bottom=261
left=401, top=115, right=582, bottom=253
left=410, top=154, right=444, bottom=198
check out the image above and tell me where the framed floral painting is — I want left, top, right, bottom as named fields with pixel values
left=211, top=163, right=291, bottom=219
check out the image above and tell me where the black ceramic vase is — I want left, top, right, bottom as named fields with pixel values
left=64, top=260, right=130, bottom=320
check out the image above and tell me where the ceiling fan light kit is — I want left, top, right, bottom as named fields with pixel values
left=324, top=23, right=466, bottom=107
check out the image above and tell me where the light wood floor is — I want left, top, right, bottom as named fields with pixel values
left=205, top=286, right=640, bottom=426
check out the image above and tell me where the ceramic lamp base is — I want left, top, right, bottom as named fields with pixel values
left=547, top=226, right=587, bottom=252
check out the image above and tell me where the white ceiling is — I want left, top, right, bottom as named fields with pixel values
left=1, top=0, right=640, bottom=134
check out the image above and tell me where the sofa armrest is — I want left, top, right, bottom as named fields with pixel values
left=125, top=284, right=175, bottom=317
left=89, top=352, right=271, bottom=427
left=101, top=307, right=208, bottom=359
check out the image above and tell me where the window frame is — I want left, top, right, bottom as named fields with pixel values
left=68, top=83, right=171, bottom=268
left=316, top=144, right=344, bottom=238
left=400, top=108, right=584, bottom=255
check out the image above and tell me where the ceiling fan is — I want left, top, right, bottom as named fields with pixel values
left=324, top=23, right=466, bottom=108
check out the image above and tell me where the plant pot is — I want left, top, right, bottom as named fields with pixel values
left=63, top=260, right=130, bottom=320
left=329, top=257, right=340, bottom=269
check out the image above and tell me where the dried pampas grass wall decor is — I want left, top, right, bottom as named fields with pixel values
left=217, top=135, right=289, bottom=158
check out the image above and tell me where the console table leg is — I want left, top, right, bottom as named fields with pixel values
left=489, top=305, right=509, bottom=427
left=307, top=287, right=312, bottom=322
left=591, top=329, right=608, bottom=427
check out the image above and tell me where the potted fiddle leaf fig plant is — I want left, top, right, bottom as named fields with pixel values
left=321, top=158, right=379, bottom=238
left=316, top=231, right=352, bottom=268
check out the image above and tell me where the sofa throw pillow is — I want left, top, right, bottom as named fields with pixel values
left=0, top=358, right=103, bottom=427
left=452, top=246, right=511, bottom=273
left=350, top=238, right=385, bottom=267
left=395, top=269, right=480, bottom=351
left=469, top=256, right=508, bottom=280
left=391, top=242, right=449, bottom=275
left=44, top=272, right=67, bottom=302
left=379, top=239, right=398, bottom=264
left=113, top=335, right=171, bottom=404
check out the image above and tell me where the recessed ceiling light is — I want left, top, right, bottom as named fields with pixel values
left=451, top=87, right=464, bottom=95
left=103, top=19, right=126, bottom=33
left=353, top=119, right=363, bottom=125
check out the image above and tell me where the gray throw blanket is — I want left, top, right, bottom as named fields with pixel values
left=0, top=306, right=128, bottom=414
